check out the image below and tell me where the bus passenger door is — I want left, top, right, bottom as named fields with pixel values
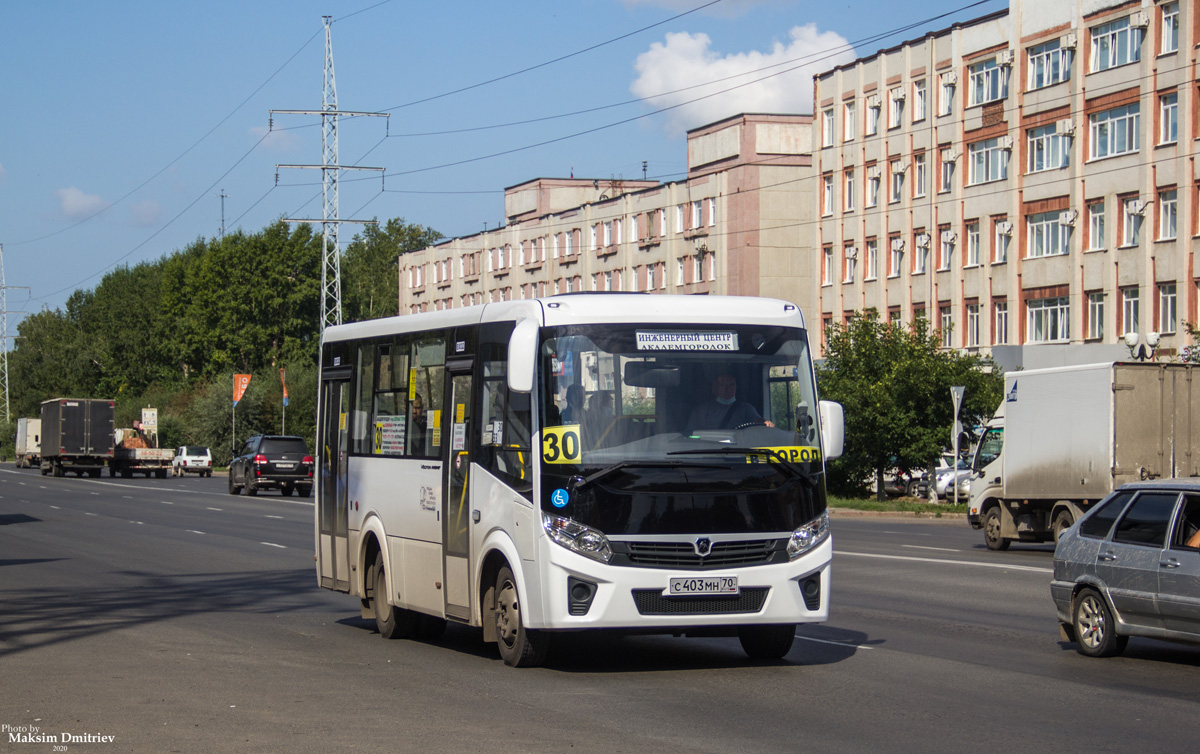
left=442, top=361, right=473, bottom=621
left=318, top=374, right=351, bottom=592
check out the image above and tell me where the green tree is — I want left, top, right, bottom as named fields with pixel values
left=342, top=218, right=442, bottom=322
left=816, top=309, right=1003, bottom=499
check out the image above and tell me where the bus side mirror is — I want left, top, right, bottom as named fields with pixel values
left=507, top=318, right=539, bottom=394
left=819, top=401, right=844, bottom=460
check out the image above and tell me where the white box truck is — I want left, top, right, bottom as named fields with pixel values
left=968, top=362, right=1200, bottom=550
left=15, top=417, right=41, bottom=468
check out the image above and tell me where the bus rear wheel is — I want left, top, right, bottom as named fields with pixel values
left=495, top=565, right=548, bottom=667
left=738, top=624, right=796, bottom=660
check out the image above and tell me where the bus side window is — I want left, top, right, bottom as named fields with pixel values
left=479, top=323, right=532, bottom=497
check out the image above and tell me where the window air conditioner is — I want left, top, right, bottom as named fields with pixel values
left=1130, top=199, right=1149, bottom=216
left=1130, top=12, right=1150, bottom=29
left=1055, top=119, right=1075, bottom=136
left=941, top=70, right=958, bottom=85
left=997, top=221, right=1013, bottom=236
left=1058, top=209, right=1078, bottom=226
left=845, top=246, right=859, bottom=259
left=867, top=94, right=881, bottom=108
left=892, top=88, right=906, bottom=101
left=944, top=149, right=961, bottom=162
left=867, top=165, right=882, bottom=180
left=895, top=161, right=910, bottom=173
left=1000, top=135, right=1014, bottom=150
left=1062, top=32, right=1078, bottom=50
left=997, top=50, right=1014, bottom=67
left=916, top=233, right=931, bottom=248
left=940, top=230, right=957, bottom=244
left=891, top=238, right=906, bottom=252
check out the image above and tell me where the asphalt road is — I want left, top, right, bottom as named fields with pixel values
left=1, top=468, right=1198, bottom=753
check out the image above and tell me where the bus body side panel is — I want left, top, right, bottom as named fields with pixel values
left=349, top=456, right=445, bottom=615
left=471, top=465, right=541, bottom=627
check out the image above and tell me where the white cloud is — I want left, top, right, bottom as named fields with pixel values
left=250, top=124, right=303, bottom=153
left=130, top=199, right=161, bottom=227
left=54, top=186, right=109, bottom=219
left=630, top=24, right=856, bottom=136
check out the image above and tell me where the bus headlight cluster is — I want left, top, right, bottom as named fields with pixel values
left=786, top=510, right=830, bottom=561
left=542, top=512, right=613, bottom=563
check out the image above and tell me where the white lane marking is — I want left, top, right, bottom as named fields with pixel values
left=161, top=501, right=174, bottom=505
left=123, top=496, right=133, bottom=500
left=49, top=505, right=60, bottom=510
left=901, top=544, right=960, bottom=552
left=265, top=515, right=283, bottom=519
left=91, top=492, right=100, bottom=495
left=187, top=530, right=204, bottom=535
left=261, top=542, right=286, bottom=549
left=795, top=635, right=874, bottom=651
left=836, top=550, right=1052, bottom=574
left=84, top=512, right=97, bottom=516
left=132, top=521, right=143, bottom=525
left=207, top=507, right=223, bottom=511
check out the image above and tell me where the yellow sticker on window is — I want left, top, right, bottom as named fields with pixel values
left=408, top=369, right=417, bottom=400
left=750, top=446, right=823, bottom=464
left=456, top=403, right=465, bottom=423
left=541, top=425, right=582, bottom=464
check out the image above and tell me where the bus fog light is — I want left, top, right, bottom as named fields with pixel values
left=543, top=512, right=613, bottom=563
left=786, top=511, right=830, bottom=561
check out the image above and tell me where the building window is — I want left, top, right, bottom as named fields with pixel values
left=866, top=99, right=881, bottom=135
left=822, top=247, right=833, bottom=285
left=692, top=256, right=701, bottom=284
left=1162, top=3, right=1179, bottom=54
left=843, top=245, right=856, bottom=283
left=994, top=221, right=1011, bottom=263
left=938, top=72, right=956, bottom=116
left=1091, top=16, right=1142, bottom=72
left=912, top=80, right=927, bottom=122
left=914, top=235, right=928, bottom=274
left=1028, top=39, right=1071, bottom=90
left=968, top=58, right=1007, bottom=106
left=1087, top=292, right=1105, bottom=340
left=913, top=153, right=927, bottom=198
left=1122, top=197, right=1144, bottom=246
left=966, top=304, right=980, bottom=347
left=866, top=170, right=880, bottom=207
left=1159, top=282, right=1177, bottom=333
left=675, top=205, right=685, bottom=234
left=1088, top=200, right=1106, bottom=250
left=890, top=161, right=905, bottom=203
left=707, top=197, right=716, bottom=226
left=968, top=137, right=1010, bottom=184
left=966, top=222, right=981, bottom=266
left=888, top=87, right=905, bottom=128
left=1122, top=286, right=1140, bottom=335
left=1159, top=189, right=1178, bottom=240
left=1027, top=124, right=1070, bottom=172
left=603, top=221, right=612, bottom=247
left=940, top=149, right=956, bottom=192
left=938, top=231, right=954, bottom=271
left=1160, top=92, right=1178, bottom=144
left=1027, top=210, right=1072, bottom=257
left=1028, top=297, right=1070, bottom=342
left=646, top=264, right=656, bottom=291
left=822, top=174, right=834, bottom=216
left=590, top=225, right=598, bottom=250
left=843, top=102, right=856, bottom=141
left=844, top=169, right=856, bottom=212
left=691, top=201, right=702, bottom=229
left=941, top=306, right=954, bottom=348
left=995, top=301, right=1009, bottom=344
left=865, top=239, right=878, bottom=280
left=889, top=239, right=903, bottom=278
left=822, top=109, right=834, bottom=147
left=1089, top=103, right=1140, bottom=159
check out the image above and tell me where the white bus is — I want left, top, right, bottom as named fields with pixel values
left=315, top=294, right=843, bottom=666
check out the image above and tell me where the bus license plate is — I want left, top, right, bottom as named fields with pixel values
left=666, top=576, right=738, bottom=596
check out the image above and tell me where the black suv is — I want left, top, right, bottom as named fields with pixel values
left=228, top=435, right=313, bottom=497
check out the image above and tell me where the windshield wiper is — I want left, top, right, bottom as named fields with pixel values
left=569, top=460, right=724, bottom=493
left=667, top=447, right=819, bottom=488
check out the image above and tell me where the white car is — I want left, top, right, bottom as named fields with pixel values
left=172, top=446, right=212, bottom=477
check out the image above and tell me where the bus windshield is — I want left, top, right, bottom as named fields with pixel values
left=538, top=323, right=824, bottom=535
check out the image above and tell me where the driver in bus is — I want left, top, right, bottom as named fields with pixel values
left=688, top=373, right=774, bottom=433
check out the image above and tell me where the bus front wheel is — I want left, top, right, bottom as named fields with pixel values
left=738, top=624, right=796, bottom=660
left=495, top=565, right=548, bottom=667
left=372, top=551, right=417, bottom=640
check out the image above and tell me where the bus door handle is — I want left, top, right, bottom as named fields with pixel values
left=472, top=510, right=480, bottom=523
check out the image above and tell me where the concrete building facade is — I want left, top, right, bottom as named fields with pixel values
left=399, top=114, right=815, bottom=315
left=813, top=0, right=1194, bottom=369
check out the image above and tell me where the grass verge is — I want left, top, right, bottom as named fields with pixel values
left=828, top=494, right=968, bottom=516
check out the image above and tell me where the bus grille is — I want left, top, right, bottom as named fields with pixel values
left=631, top=587, right=769, bottom=615
left=622, top=539, right=780, bottom=569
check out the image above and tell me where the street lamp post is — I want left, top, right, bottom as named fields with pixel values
left=1124, top=331, right=1160, bottom=361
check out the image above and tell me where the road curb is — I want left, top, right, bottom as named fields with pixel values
left=830, top=508, right=967, bottom=520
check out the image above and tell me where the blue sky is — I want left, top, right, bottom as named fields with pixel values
left=0, top=0, right=1003, bottom=336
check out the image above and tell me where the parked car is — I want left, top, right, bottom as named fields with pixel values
left=228, top=435, right=313, bottom=497
left=172, top=446, right=212, bottom=477
left=1051, top=479, right=1200, bottom=657
left=917, top=458, right=972, bottom=500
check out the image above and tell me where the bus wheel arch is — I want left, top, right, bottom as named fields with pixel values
left=494, top=563, right=549, bottom=667
left=478, top=550, right=508, bottom=644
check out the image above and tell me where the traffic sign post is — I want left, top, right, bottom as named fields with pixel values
left=950, top=386, right=965, bottom=506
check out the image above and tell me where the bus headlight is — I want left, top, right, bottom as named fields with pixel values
left=542, top=512, right=613, bottom=563
left=786, top=511, right=830, bottom=561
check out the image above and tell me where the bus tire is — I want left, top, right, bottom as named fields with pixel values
left=495, top=565, right=548, bottom=667
left=372, top=551, right=417, bottom=640
left=738, top=624, right=796, bottom=660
